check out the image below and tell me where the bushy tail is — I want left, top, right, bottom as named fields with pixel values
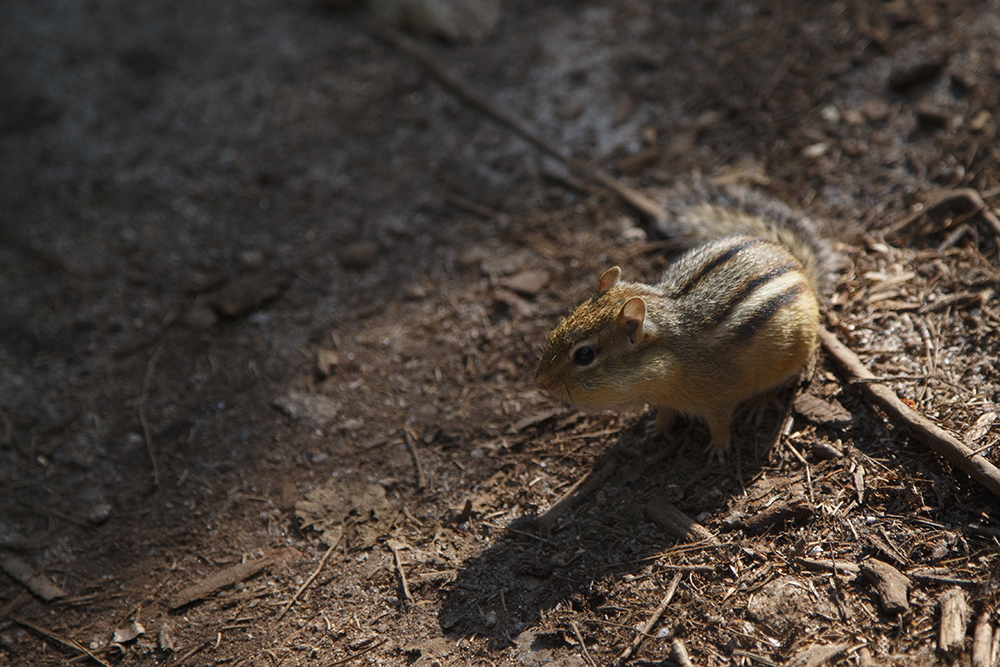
left=655, top=179, right=839, bottom=294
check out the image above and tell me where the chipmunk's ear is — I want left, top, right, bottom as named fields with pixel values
left=598, top=266, right=622, bottom=293
left=616, top=297, right=647, bottom=348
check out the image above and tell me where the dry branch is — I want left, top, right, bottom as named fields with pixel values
left=1, top=556, right=65, bottom=601
left=818, top=327, right=1000, bottom=500
left=372, top=25, right=667, bottom=225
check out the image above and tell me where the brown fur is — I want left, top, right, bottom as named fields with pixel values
left=537, top=189, right=831, bottom=461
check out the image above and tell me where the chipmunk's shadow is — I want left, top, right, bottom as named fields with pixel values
left=436, top=398, right=815, bottom=650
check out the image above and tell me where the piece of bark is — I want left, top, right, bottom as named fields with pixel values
left=938, top=587, right=970, bottom=658
left=860, top=559, right=910, bottom=614
left=795, top=557, right=861, bottom=575
left=793, top=393, right=852, bottom=424
left=740, top=499, right=813, bottom=535
left=0, top=556, right=66, bottom=601
left=645, top=497, right=716, bottom=544
left=786, top=642, right=851, bottom=667
left=168, top=555, right=275, bottom=609
left=971, top=612, right=994, bottom=667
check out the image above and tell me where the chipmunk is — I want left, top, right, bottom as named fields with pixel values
left=536, top=180, right=838, bottom=461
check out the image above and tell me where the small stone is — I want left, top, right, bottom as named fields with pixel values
left=802, top=142, right=829, bottom=158
left=199, top=268, right=292, bottom=319
left=970, top=109, right=991, bottom=132
left=315, top=348, right=340, bottom=378
left=239, top=249, right=265, bottom=268
left=843, top=109, right=865, bottom=125
left=86, top=503, right=113, bottom=525
left=501, top=269, right=550, bottom=296
left=861, top=100, right=891, bottom=122
left=820, top=105, right=840, bottom=123
left=339, top=241, right=379, bottom=269
left=403, top=283, right=428, bottom=299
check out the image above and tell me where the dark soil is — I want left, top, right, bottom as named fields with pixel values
left=3, top=1, right=1000, bottom=666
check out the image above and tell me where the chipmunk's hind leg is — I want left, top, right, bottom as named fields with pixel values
left=653, top=406, right=677, bottom=434
left=703, top=404, right=736, bottom=463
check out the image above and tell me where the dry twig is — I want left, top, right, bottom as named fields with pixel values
left=388, top=539, right=413, bottom=603
left=140, top=344, right=166, bottom=487
left=887, top=188, right=1000, bottom=263
left=571, top=621, right=597, bottom=667
left=12, top=616, right=113, bottom=667
left=323, top=639, right=387, bottom=667
left=615, top=571, right=682, bottom=665
left=275, top=528, right=343, bottom=623
left=819, top=327, right=1000, bottom=499
left=403, top=426, right=426, bottom=490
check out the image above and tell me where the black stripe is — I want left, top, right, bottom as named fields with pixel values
left=731, top=283, right=806, bottom=341
left=674, top=237, right=765, bottom=297
left=709, top=262, right=798, bottom=327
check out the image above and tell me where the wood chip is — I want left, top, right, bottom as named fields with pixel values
left=938, top=587, right=970, bottom=658
left=168, top=555, right=275, bottom=609
left=786, top=642, right=852, bottom=667
left=795, top=557, right=860, bottom=575
left=1, top=556, right=66, bottom=601
left=739, top=499, right=813, bottom=535
left=645, top=497, right=716, bottom=544
left=793, top=393, right=852, bottom=424
left=860, top=559, right=910, bottom=614
left=971, top=612, right=994, bottom=667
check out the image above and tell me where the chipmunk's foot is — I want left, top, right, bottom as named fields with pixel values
left=703, top=438, right=731, bottom=464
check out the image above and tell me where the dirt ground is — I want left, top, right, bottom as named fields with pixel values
left=3, top=0, right=1000, bottom=665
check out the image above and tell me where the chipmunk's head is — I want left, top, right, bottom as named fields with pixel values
left=536, top=266, right=658, bottom=412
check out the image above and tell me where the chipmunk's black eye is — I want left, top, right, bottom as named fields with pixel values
left=572, top=346, right=596, bottom=366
